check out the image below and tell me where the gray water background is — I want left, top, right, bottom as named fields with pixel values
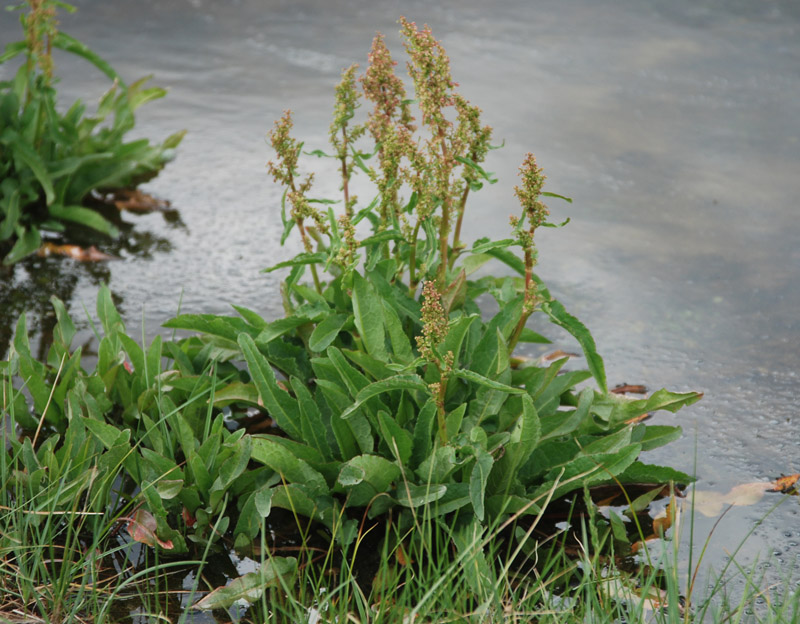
left=2, top=0, right=799, bottom=599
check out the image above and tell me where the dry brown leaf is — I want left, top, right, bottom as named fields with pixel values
left=768, top=474, right=800, bottom=493
left=112, top=188, right=171, bottom=213
left=542, top=349, right=580, bottom=361
left=611, top=384, right=648, bottom=395
left=624, top=413, right=652, bottom=425
left=37, top=242, right=117, bottom=262
left=395, top=543, right=412, bottom=566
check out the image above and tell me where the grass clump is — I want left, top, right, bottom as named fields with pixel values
left=0, top=0, right=184, bottom=264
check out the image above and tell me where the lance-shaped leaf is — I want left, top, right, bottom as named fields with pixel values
left=541, top=299, right=607, bottom=393
left=488, top=394, right=540, bottom=495
left=290, top=377, right=333, bottom=460
left=340, top=374, right=428, bottom=420
left=452, top=369, right=526, bottom=395
left=352, top=272, right=387, bottom=360
left=192, top=557, right=298, bottom=610
left=470, top=448, right=494, bottom=521
left=250, top=437, right=327, bottom=496
left=594, top=388, right=703, bottom=426
left=262, top=251, right=327, bottom=273
left=239, top=333, right=301, bottom=440
left=377, top=411, right=413, bottom=465
left=163, top=314, right=260, bottom=344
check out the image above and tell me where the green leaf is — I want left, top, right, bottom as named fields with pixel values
left=308, top=314, right=347, bottom=352
left=97, top=285, right=125, bottom=336
left=0, top=41, right=26, bottom=64
left=452, top=369, right=525, bottom=394
left=614, top=461, right=695, bottom=485
left=638, top=425, right=683, bottom=452
left=542, top=299, right=607, bottom=392
left=231, top=305, right=268, bottom=329
left=442, top=315, right=478, bottom=368
left=10, top=135, right=55, bottom=205
left=594, top=389, right=703, bottom=426
left=157, top=480, right=183, bottom=500
left=211, top=382, right=259, bottom=407
left=290, top=377, right=333, bottom=460
left=53, top=32, right=122, bottom=83
left=250, top=437, right=327, bottom=496
left=483, top=243, right=526, bottom=276
left=517, top=327, right=551, bottom=344
left=541, top=191, right=573, bottom=203
left=470, top=448, right=494, bottom=521
left=488, top=394, right=540, bottom=495
left=82, top=417, right=129, bottom=449
left=238, top=334, right=301, bottom=440
left=352, top=272, right=387, bottom=360
left=360, top=229, right=404, bottom=246
left=395, top=483, right=448, bottom=508
left=262, top=252, right=327, bottom=273
left=3, top=226, right=40, bottom=265
left=471, top=238, right=516, bottom=254
left=381, top=301, right=414, bottom=363
left=340, top=374, right=427, bottom=420
left=411, top=400, right=437, bottom=468
left=48, top=204, right=119, bottom=237
left=455, top=155, right=498, bottom=183
left=338, top=455, right=401, bottom=506
left=257, top=316, right=312, bottom=345
left=163, top=314, right=259, bottom=344
left=445, top=403, right=466, bottom=440
left=377, top=411, right=412, bottom=465
left=540, top=387, right=593, bottom=441
left=192, top=557, right=298, bottom=610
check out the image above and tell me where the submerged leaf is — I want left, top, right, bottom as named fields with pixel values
left=192, top=557, right=298, bottom=610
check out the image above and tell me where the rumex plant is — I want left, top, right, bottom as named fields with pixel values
left=0, top=0, right=184, bottom=264
left=167, top=18, right=702, bottom=552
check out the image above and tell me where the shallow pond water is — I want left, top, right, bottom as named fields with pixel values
left=2, top=0, right=799, bottom=608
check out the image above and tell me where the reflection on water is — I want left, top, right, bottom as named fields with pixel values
left=1, top=0, right=798, bottom=593
left=0, top=207, right=181, bottom=359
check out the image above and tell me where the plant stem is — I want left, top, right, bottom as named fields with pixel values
left=297, top=219, right=322, bottom=293
left=507, top=248, right=534, bottom=352
left=340, top=126, right=351, bottom=217
left=408, top=220, right=422, bottom=296
left=448, top=185, right=470, bottom=270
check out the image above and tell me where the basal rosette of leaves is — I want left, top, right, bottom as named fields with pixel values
left=0, top=0, right=185, bottom=265
left=165, top=18, right=702, bottom=550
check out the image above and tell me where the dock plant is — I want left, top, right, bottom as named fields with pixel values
left=0, top=0, right=184, bottom=264
left=166, top=18, right=702, bottom=552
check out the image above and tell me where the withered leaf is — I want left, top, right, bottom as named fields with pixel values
left=37, top=243, right=117, bottom=262
left=126, top=507, right=174, bottom=549
left=112, top=188, right=171, bottom=213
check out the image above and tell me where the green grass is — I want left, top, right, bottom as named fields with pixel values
left=1, top=438, right=797, bottom=624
